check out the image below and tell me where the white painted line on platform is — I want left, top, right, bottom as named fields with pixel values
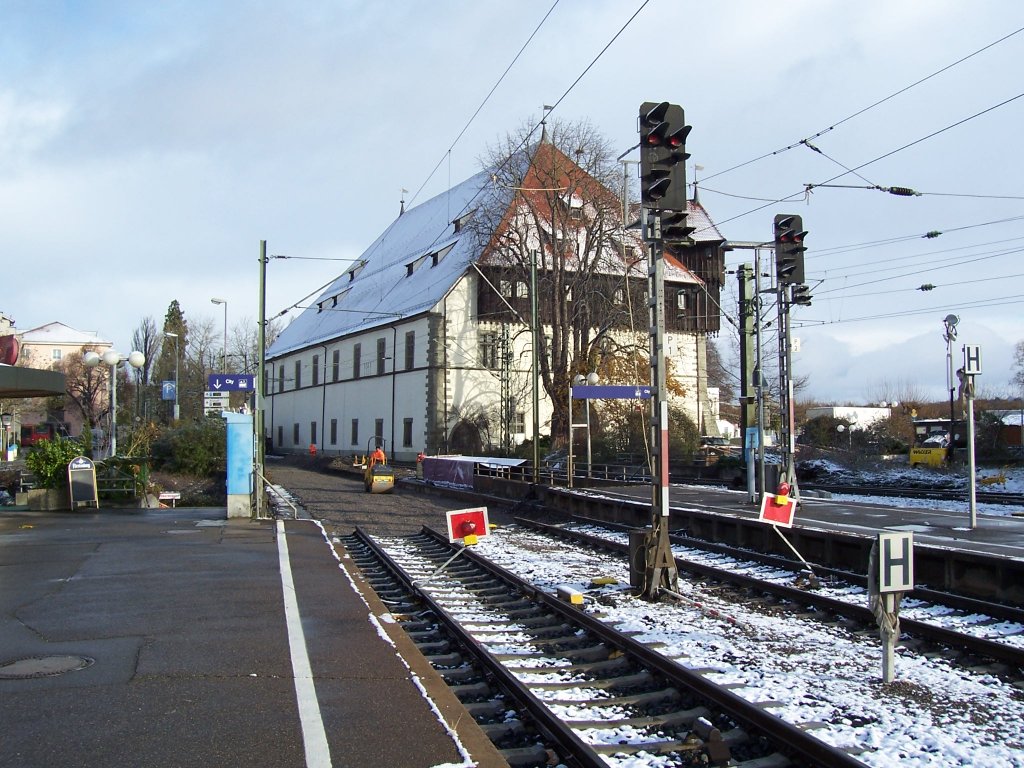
left=277, top=520, right=332, bottom=768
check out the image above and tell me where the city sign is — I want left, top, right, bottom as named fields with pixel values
left=207, top=374, right=256, bottom=391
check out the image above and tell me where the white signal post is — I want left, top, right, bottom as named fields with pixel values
left=870, top=531, right=914, bottom=684
left=962, top=344, right=982, bottom=528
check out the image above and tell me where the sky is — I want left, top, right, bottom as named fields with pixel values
left=2, top=1, right=1023, bottom=404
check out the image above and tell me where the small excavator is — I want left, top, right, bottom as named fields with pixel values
left=363, top=439, right=395, bottom=494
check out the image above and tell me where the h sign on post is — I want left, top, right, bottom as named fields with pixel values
left=963, top=344, right=982, bottom=376
left=877, top=532, right=914, bottom=593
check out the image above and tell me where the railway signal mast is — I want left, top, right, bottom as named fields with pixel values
left=635, top=101, right=692, bottom=599
left=774, top=214, right=810, bottom=494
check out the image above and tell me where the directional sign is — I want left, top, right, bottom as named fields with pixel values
left=877, top=531, right=914, bottom=593
left=207, top=374, right=256, bottom=391
left=572, top=384, right=652, bottom=400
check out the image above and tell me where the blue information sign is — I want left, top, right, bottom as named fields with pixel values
left=161, top=381, right=176, bottom=401
left=207, top=374, right=256, bottom=392
left=572, top=384, right=652, bottom=400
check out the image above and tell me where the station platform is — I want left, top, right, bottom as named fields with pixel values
left=0, top=506, right=507, bottom=768
left=584, top=481, right=1024, bottom=560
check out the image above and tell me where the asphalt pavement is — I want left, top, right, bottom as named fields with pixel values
left=0, top=504, right=507, bottom=768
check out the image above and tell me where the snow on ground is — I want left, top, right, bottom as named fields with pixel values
left=472, top=527, right=1024, bottom=768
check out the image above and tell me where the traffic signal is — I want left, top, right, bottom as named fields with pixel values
left=791, top=284, right=812, bottom=306
left=774, top=214, right=807, bottom=285
left=661, top=210, right=695, bottom=242
left=639, top=101, right=691, bottom=213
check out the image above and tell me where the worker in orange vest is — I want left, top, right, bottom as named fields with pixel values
left=370, top=446, right=386, bottom=467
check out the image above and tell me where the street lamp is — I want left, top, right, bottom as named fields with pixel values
left=943, top=314, right=959, bottom=461
left=211, top=298, right=227, bottom=370
left=164, top=332, right=180, bottom=421
left=84, top=349, right=145, bottom=457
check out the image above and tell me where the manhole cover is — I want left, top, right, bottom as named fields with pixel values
left=0, top=655, right=94, bottom=679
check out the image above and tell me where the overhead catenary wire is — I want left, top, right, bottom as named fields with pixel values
left=697, top=26, right=1024, bottom=186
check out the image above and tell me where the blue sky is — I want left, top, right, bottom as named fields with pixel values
left=2, top=1, right=1022, bottom=403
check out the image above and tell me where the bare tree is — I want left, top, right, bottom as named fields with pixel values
left=473, top=119, right=650, bottom=443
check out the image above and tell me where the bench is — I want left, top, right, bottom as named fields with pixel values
left=158, top=491, right=181, bottom=508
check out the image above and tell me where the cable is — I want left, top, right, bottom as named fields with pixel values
left=812, top=215, right=1024, bottom=257
left=699, top=26, right=1024, bottom=186
left=407, top=0, right=561, bottom=208
left=795, top=294, right=1024, bottom=326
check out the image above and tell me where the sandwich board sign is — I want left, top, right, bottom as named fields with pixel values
left=68, top=456, right=99, bottom=509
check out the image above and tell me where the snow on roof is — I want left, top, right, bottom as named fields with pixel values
left=269, top=169, right=498, bottom=358
left=19, top=321, right=111, bottom=346
left=268, top=146, right=719, bottom=359
left=686, top=199, right=725, bottom=243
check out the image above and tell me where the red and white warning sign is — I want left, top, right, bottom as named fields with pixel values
left=445, top=507, right=490, bottom=544
left=758, top=483, right=797, bottom=527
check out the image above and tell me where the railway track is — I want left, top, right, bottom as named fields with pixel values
left=518, top=516, right=1024, bottom=674
left=344, top=525, right=868, bottom=768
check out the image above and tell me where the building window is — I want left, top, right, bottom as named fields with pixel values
left=516, top=281, right=527, bottom=298
left=277, top=365, right=284, bottom=393
left=312, top=354, right=320, bottom=386
left=277, top=426, right=283, bottom=447
left=403, top=418, right=413, bottom=448
left=513, top=411, right=525, bottom=434
left=51, top=348, right=62, bottom=361
left=676, top=290, right=687, bottom=310
left=613, top=288, right=625, bottom=304
left=310, top=421, right=317, bottom=446
left=377, top=338, right=386, bottom=376
left=353, top=343, right=361, bottom=379
left=479, top=332, right=499, bottom=370
left=293, top=423, right=300, bottom=445
left=332, top=350, right=340, bottom=382
left=351, top=419, right=359, bottom=446
left=375, top=418, right=384, bottom=442
left=330, top=418, right=338, bottom=445
left=499, top=280, right=512, bottom=297
left=404, top=331, right=415, bottom=370
left=294, top=360, right=302, bottom=389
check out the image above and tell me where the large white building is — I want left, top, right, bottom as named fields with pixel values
left=264, top=140, right=726, bottom=461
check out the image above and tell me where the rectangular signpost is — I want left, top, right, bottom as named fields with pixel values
left=870, top=531, right=915, bottom=683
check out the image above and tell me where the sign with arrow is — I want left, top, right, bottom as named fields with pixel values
left=207, top=374, right=256, bottom=391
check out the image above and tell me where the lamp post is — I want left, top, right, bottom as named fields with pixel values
left=211, top=298, right=227, bottom=370
left=164, top=332, right=180, bottom=421
left=943, top=314, right=959, bottom=463
left=84, top=349, right=145, bottom=457
left=1, top=412, right=12, bottom=461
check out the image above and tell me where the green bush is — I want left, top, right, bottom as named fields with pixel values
left=24, top=436, right=86, bottom=489
left=151, top=418, right=226, bottom=476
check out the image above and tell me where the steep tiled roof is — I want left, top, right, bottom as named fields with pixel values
left=269, top=168, right=502, bottom=358
left=268, top=148, right=720, bottom=358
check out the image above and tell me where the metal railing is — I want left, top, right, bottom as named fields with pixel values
left=255, top=470, right=298, bottom=519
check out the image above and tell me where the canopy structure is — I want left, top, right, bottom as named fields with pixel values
left=0, top=365, right=66, bottom=398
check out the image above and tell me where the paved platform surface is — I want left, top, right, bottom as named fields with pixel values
left=600, top=482, right=1024, bottom=559
left=0, top=506, right=507, bottom=768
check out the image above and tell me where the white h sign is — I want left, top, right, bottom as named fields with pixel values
left=963, top=344, right=982, bottom=376
left=877, top=532, right=914, bottom=593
